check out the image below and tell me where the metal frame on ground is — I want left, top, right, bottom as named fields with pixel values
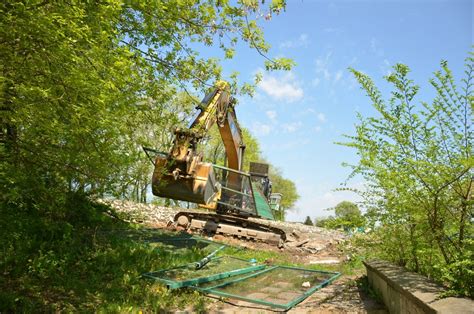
left=193, top=265, right=341, bottom=310
left=142, top=256, right=265, bottom=289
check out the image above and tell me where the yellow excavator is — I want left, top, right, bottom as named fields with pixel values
left=149, top=81, right=286, bottom=246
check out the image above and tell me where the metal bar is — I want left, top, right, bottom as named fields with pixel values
left=219, top=190, right=257, bottom=211
left=195, top=245, right=226, bottom=269
left=216, top=201, right=255, bottom=213
left=198, top=289, right=288, bottom=309
left=220, top=186, right=252, bottom=197
left=247, top=175, right=258, bottom=212
left=142, top=272, right=185, bottom=289
left=142, top=146, right=167, bottom=165
left=213, top=164, right=252, bottom=177
left=279, top=265, right=340, bottom=275
left=196, top=265, right=341, bottom=310
left=142, top=273, right=172, bottom=284
left=284, top=271, right=341, bottom=309
left=143, top=267, right=246, bottom=289
left=142, top=257, right=265, bottom=290
left=174, top=265, right=265, bottom=289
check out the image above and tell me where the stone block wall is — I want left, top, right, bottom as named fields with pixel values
left=364, top=260, right=473, bottom=314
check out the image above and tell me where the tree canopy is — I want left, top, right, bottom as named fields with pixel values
left=334, top=201, right=360, bottom=219
left=269, top=165, right=299, bottom=215
left=342, top=55, right=473, bottom=297
left=303, top=216, right=313, bottom=226
left=1, top=0, right=292, bottom=209
left=314, top=201, right=365, bottom=230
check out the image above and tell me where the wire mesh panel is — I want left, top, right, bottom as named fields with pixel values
left=142, top=256, right=265, bottom=289
left=213, top=165, right=257, bottom=216
left=195, top=266, right=340, bottom=310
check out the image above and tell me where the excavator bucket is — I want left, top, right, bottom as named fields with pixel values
left=151, top=155, right=220, bottom=205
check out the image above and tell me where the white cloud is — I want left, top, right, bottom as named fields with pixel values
left=334, top=70, right=343, bottom=83
left=266, top=110, right=277, bottom=122
left=370, top=38, right=377, bottom=53
left=313, top=53, right=347, bottom=85
left=317, top=113, right=326, bottom=123
left=258, top=71, right=304, bottom=103
left=293, top=108, right=327, bottom=127
left=279, top=33, right=309, bottom=49
left=314, top=125, right=322, bottom=132
left=251, top=121, right=272, bottom=136
left=282, top=121, right=303, bottom=133
left=269, top=137, right=310, bottom=151
left=349, top=56, right=358, bottom=65
left=315, top=52, right=332, bottom=81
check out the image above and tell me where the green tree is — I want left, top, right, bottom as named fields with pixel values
left=1, top=0, right=292, bottom=209
left=303, top=216, right=313, bottom=226
left=119, top=92, right=197, bottom=202
left=270, top=166, right=299, bottom=215
left=341, top=55, right=473, bottom=296
left=335, top=201, right=359, bottom=218
left=315, top=216, right=333, bottom=228
left=331, top=201, right=365, bottom=229
left=202, top=124, right=261, bottom=171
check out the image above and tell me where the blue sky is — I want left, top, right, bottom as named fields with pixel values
left=199, top=0, right=472, bottom=221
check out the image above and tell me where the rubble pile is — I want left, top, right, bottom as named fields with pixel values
left=99, top=199, right=347, bottom=261
left=98, top=199, right=177, bottom=225
left=250, top=217, right=346, bottom=258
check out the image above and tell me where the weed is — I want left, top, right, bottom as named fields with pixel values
left=0, top=198, right=210, bottom=312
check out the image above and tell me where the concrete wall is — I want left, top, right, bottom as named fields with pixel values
left=364, top=260, right=474, bottom=314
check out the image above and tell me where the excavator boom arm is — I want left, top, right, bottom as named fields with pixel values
left=151, top=81, right=245, bottom=205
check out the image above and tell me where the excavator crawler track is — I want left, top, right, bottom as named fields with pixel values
left=173, top=211, right=286, bottom=248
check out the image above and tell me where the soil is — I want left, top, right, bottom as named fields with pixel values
left=103, top=199, right=387, bottom=313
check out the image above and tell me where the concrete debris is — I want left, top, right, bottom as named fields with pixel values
left=309, top=259, right=341, bottom=265
left=97, top=199, right=347, bottom=259
left=291, top=230, right=301, bottom=239
left=97, top=199, right=177, bottom=225
left=295, top=239, right=310, bottom=247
